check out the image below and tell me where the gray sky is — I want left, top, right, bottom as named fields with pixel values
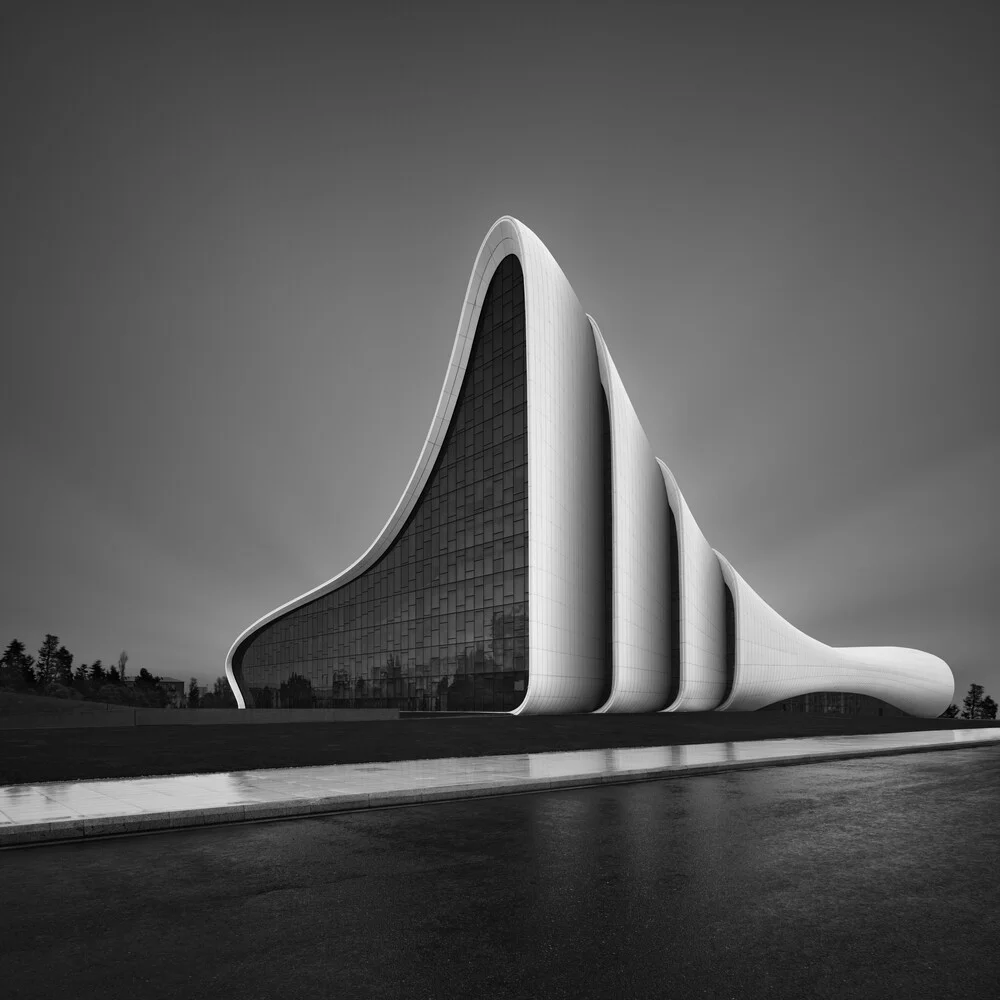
left=2, top=1, right=997, bottom=705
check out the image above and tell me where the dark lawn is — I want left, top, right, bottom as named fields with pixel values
left=1, top=711, right=996, bottom=784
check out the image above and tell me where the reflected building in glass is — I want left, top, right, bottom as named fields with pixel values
left=227, top=217, right=954, bottom=718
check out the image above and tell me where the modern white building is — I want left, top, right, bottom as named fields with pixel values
left=226, top=217, right=953, bottom=718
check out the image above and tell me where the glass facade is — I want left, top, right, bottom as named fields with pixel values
left=723, top=581, right=736, bottom=701
left=233, top=255, right=528, bottom=712
left=667, top=506, right=680, bottom=706
left=599, top=386, right=612, bottom=707
left=759, top=692, right=909, bottom=717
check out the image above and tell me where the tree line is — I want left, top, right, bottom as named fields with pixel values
left=0, top=635, right=236, bottom=708
left=3, top=634, right=997, bottom=717
left=940, top=683, right=997, bottom=720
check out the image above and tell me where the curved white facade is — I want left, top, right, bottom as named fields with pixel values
left=515, top=221, right=607, bottom=713
left=227, top=217, right=607, bottom=715
left=591, top=319, right=672, bottom=713
left=714, top=551, right=954, bottom=717
left=227, top=215, right=954, bottom=719
left=657, top=461, right=728, bottom=712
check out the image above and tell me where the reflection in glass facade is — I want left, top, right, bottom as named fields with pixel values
left=234, top=255, right=527, bottom=711
left=723, top=582, right=735, bottom=701
left=759, top=692, right=908, bottom=717
left=599, top=386, right=612, bottom=708
left=667, top=506, right=680, bottom=706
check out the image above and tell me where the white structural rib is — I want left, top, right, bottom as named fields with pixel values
left=512, top=223, right=607, bottom=713
left=657, top=461, right=728, bottom=712
left=227, top=217, right=607, bottom=714
left=590, top=319, right=671, bottom=713
left=713, top=551, right=954, bottom=718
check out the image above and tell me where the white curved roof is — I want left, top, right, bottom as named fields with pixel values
left=226, top=220, right=525, bottom=706
left=714, top=550, right=953, bottom=717
left=228, top=217, right=610, bottom=714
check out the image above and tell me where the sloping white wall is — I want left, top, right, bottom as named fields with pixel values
left=590, top=319, right=671, bottom=713
left=657, top=461, right=728, bottom=712
left=514, top=221, right=607, bottom=713
left=225, top=219, right=521, bottom=707
left=227, top=217, right=609, bottom=714
left=713, top=551, right=953, bottom=718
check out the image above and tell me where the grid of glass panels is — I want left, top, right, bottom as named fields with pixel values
left=234, top=255, right=528, bottom=711
left=759, top=692, right=909, bottom=717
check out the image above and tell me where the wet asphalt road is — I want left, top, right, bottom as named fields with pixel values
left=2, top=747, right=998, bottom=1000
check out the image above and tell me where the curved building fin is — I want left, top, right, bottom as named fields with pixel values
left=713, top=549, right=953, bottom=718
left=656, top=461, right=728, bottom=712
left=590, top=318, right=671, bottom=713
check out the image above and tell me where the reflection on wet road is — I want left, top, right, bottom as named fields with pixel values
left=2, top=746, right=998, bottom=999
left=3, top=727, right=996, bottom=843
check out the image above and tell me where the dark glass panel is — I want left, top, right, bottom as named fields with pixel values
left=723, top=582, right=736, bottom=702
left=598, top=385, right=613, bottom=708
left=235, top=255, right=528, bottom=711
left=666, top=505, right=680, bottom=707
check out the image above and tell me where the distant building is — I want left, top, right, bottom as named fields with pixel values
left=157, top=677, right=185, bottom=707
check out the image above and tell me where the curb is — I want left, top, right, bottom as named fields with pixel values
left=2, top=736, right=997, bottom=849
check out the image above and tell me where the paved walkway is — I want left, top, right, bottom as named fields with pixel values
left=2, top=727, right=998, bottom=849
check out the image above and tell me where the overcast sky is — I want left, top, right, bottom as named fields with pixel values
left=2, top=1, right=997, bottom=704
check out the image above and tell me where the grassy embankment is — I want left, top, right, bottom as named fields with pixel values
left=0, top=690, right=133, bottom=717
left=0, top=706, right=996, bottom=785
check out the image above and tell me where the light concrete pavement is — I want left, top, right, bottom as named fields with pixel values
left=2, top=727, right=998, bottom=849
